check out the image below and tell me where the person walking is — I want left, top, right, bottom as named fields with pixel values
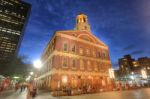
left=27, top=81, right=37, bottom=99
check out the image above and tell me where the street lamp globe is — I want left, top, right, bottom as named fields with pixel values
left=30, top=72, right=34, bottom=75
left=33, top=59, right=42, bottom=69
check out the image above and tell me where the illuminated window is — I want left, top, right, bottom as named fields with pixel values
left=94, top=63, right=98, bottom=71
left=79, top=47, right=83, bottom=55
left=87, top=61, right=91, bottom=71
left=86, top=49, right=90, bottom=55
left=63, top=43, right=68, bottom=51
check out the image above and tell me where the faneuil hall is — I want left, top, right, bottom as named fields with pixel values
left=36, top=13, right=113, bottom=94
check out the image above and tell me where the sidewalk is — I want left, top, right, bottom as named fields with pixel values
left=0, top=89, right=27, bottom=99
left=0, top=89, right=14, bottom=96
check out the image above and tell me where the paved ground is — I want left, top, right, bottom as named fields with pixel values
left=0, top=88, right=150, bottom=99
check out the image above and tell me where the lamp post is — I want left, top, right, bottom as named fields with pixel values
left=32, top=59, right=42, bottom=88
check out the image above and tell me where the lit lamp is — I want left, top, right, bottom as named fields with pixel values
left=33, top=59, right=42, bottom=69
left=62, top=75, right=68, bottom=85
left=30, top=72, right=34, bottom=75
left=141, top=69, right=147, bottom=79
left=13, top=76, right=20, bottom=79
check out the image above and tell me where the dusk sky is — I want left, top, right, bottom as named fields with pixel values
left=20, top=0, right=150, bottom=68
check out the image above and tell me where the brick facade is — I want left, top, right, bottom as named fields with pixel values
left=37, top=14, right=112, bottom=93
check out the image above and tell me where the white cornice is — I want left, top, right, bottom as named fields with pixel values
left=56, top=32, right=108, bottom=49
left=37, top=68, right=109, bottom=80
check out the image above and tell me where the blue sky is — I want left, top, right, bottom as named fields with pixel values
left=20, top=0, right=150, bottom=68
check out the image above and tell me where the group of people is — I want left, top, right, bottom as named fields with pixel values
left=15, top=81, right=37, bottom=99
left=15, top=83, right=26, bottom=92
left=27, top=81, right=37, bottom=99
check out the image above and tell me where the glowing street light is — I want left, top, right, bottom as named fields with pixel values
left=33, top=59, right=42, bottom=69
left=141, top=69, right=147, bottom=79
left=109, top=68, right=115, bottom=79
left=30, top=72, right=34, bottom=75
left=13, top=76, right=20, bottom=79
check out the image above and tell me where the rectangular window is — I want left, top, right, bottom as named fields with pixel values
left=71, top=45, right=75, bottom=53
left=72, top=59, right=76, bottom=68
left=94, top=63, right=98, bottom=71
left=79, top=47, right=83, bottom=55
left=87, top=61, right=91, bottom=71
left=63, top=58, right=67, bottom=67
left=93, top=51, right=96, bottom=57
left=98, top=51, right=101, bottom=58
left=80, top=60, right=84, bottom=70
left=86, top=49, right=90, bottom=55
left=63, top=43, right=68, bottom=51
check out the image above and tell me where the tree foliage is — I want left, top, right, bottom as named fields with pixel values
left=0, top=56, right=33, bottom=77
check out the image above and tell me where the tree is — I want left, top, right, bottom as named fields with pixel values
left=0, top=55, right=33, bottom=79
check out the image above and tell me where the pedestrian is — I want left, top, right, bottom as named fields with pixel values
left=27, top=81, right=37, bottom=99
left=15, top=83, right=19, bottom=92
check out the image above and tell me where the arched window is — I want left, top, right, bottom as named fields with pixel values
left=80, top=18, right=82, bottom=23
left=83, top=17, right=86, bottom=22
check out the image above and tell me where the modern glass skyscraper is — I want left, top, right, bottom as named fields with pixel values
left=0, top=0, right=31, bottom=64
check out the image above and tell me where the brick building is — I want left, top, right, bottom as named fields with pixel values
left=37, top=14, right=112, bottom=93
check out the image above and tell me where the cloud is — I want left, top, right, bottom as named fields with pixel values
left=130, top=50, right=145, bottom=55
left=21, top=0, right=150, bottom=64
left=122, top=44, right=137, bottom=51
